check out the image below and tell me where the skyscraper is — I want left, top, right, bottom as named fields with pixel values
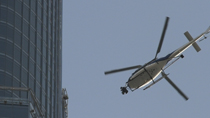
left=0, top=0, right=68, bottom=118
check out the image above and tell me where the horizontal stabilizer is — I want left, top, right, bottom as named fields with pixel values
left=184, top=31, right=201, bottom=52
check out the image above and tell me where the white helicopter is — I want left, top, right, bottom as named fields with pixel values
left=105, top=17, right=210, bottom=100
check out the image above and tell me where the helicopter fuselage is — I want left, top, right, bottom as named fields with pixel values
left=127, top=55, right=170, bottom=90
left=127, top=32, right=205, bottom=90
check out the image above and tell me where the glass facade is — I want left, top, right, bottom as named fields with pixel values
left=0, top=104, right=29, bottom=118
left=0, top=0, right=63, bottom=117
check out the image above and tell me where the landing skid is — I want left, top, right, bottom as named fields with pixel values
left=164, top=54, right=184, bottom=70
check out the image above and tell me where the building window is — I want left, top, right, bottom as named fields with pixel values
left=30, top=12, right=36, bottom=28
left=5, top=73, right=12, bottom=87
left=22, top=36, right=29, bottom=53
left=29, top=75, right=35, bottom=92
left=0, top=7, right=7, bottom=22
left=36, top=67, right=41, bottom=83
left=0, top=104, right=29, bottom=118
left=30, top=43, right=35, bottom=60
left=52, top=79, right=54, bottom=93
left=48, top=38, right=51, bottom=50
left=0, top=23, right=7, bottom=38
left=47, top=84, right=51, bottom=98
left=42, top=91, right=46, bottom=107
left=7, top=9, right=14, bottom=26
left=14, top=45, right=21, bottom=63
left=6, top=57, right=13, bottom=74
left=21, top=91, right=27, bottom=99
left=43, top=43, right=47, bottom=58
left=21, top=68, right=28, bottom=86
left=48, top=50, right=51, bottom=66
left=4, top=90, right=12, bottom=97
left=43, top=12, right=47, bottom=26
left=47, top=100, right=50, bottom=116
left=0, top=72, right=5, bottom=86
left=0, top=39, right=6, bottom=54
left=31, top=0, right=36, bottom=12
left=23, top=4, right=29, bottom=22
left=0, top=0, right=7, bottom=6
left=13, top=62, right=20, bottom=79
left=15, top=14, right=22, bottom=31
left=23, top=0, right=29, bottom=7
left=43, top=0, right=47, bottom=11
left=42, top=75, right=46, bottom=91
left=36, top=83, right=41, bottom=101
left=7, top=25, right=14, bottom=42
left=37, top=19, right=42, bottom=35
left=13, top=78, right=20, bottom=96
left=30, top=27, right=36, bottom=44
left=29, top=59, right=35, bottom=76
left=0, top=55, right=6, bottom=70
left=36, top=51, right=41, bottom=67
left=22, top=52, right=29, bottom=69
left=42, top=59, right=46, bottom=74
left=43, top=28, right=47, bottom=42
left=51, top=93, right=54, bottom=109
left=8, top=0, right=15, bottom=10
left=37, top=34, right=42, bottom=50
left=23, top=20, right=29, bottom=38
left=14, top=29, right=21, bottom=46
left=6, top=41, right=14, bottom=58
left=47, top=68, right=51, bottom=82
left=37, top=3, right=42, bottom=19
left=15, top=0, right=22, bottom=15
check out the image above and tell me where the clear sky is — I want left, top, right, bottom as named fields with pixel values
left=62, top=1, right=210, bottom=118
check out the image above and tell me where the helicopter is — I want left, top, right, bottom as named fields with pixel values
left=104, top=17, right=210, bottom=100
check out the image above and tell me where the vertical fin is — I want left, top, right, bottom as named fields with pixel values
left=184, top=31, right=201, bottom=52
left=204, top=26, right=210, bottom=34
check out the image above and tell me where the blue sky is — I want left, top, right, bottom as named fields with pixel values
left=62, top=1, right=210, bottom=118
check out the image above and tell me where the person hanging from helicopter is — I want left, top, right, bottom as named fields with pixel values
left=120, top=87, right=128, bottom=94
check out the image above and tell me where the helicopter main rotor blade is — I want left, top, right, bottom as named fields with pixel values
left=104, top=65, right=142, bottom=75
left=155, top=17, right=170, bottom=59
left=161, top=72, right=188, bottom=101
